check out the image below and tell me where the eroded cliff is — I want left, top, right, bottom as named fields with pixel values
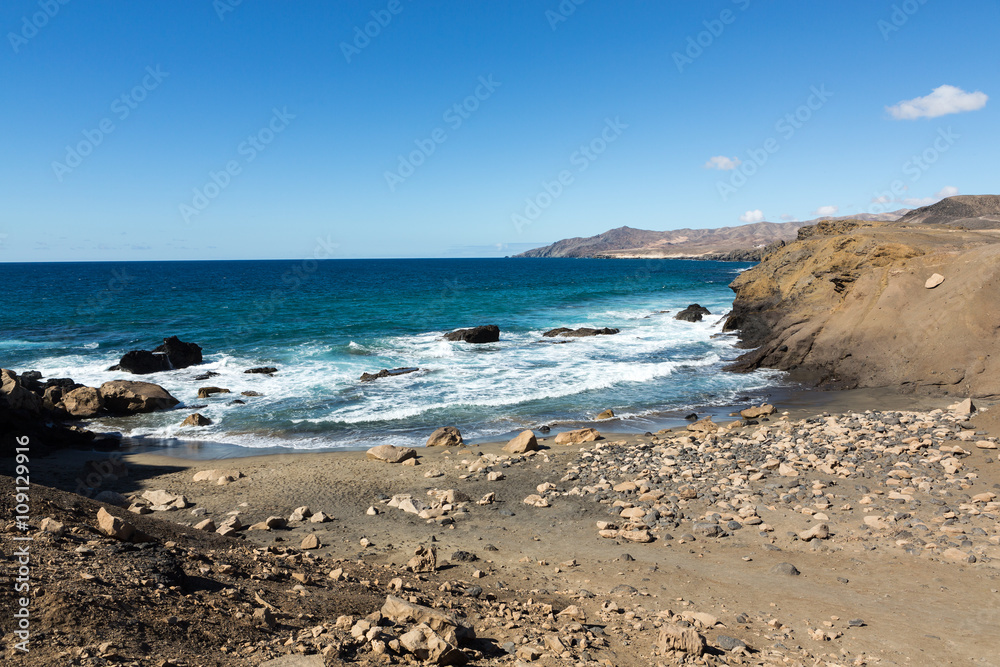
left=724, top=220, right=1000, bottom=398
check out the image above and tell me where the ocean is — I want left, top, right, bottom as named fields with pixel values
left=0, top=258, right=784, bottom=454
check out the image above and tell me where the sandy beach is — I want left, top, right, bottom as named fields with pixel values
left=6, top=388, right=999, bottom=666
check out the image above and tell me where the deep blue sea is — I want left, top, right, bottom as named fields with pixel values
left=0, top=258, right=783, bottom=453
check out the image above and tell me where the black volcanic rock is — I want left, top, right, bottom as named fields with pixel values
left=245, top=366, right=277, bottom=375
left=360, top=367, right=419, bottom=382
left=675, top=304, right=711, bottom=322
left=153, top=336, right=203, bottom=368
left=444, top=325, right=500, bottom=344
left=111, top=337, right=203, bottom=374
left=542, top=327, right=620, bottom=338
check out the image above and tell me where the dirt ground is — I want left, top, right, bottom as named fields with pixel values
left=3, top=394, right=1000, bottom=666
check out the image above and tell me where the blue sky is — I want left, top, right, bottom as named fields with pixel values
left=1, top=0, right=996, bottom=261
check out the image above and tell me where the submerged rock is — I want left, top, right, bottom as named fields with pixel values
left=542, top=327, right=620, bottom=338
left=360, top=367, right=419, bottom=382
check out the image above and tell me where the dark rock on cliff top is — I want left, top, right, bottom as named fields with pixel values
left=110, top=336, right=203, bottom=374
left=444, top=325, right=500, bottom=344
left=542, top=327, right=620, bottom=338
left=675, top=304, right=711, bottom=323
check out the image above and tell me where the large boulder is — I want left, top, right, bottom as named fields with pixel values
left=426, top=426, right=464, bottom=448
left=542, top=327, right=619, bottom=338
left=99, top=381, right=179, bottom=414
left=366, top=444, right=417, bottom=463
left=503, top=430, right=538, bottom=454
left=381, top=595, right=475, bottom=643
left=111, top=336, right=202, bottom=374
left=740, top=404, right=775, bottom=420
left=153, top=336, right=203, bottom=368
left=443, top=325, right=500, bottom=344
left=61, top=386, right=104, bottom=418
left=675, top=304, right=711, bottom=322
left=113, top=350, right=170, bottom=374
left=1, top=369, right=44, bottom=413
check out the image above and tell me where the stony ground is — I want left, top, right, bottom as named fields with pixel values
left=3, top=401, right=1000, bottom=666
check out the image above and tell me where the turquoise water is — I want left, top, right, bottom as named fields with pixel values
left=0, top=258, right=782, bottom=451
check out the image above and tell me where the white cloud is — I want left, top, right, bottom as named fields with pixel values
left=881, top=186, right=959, bottom=208
left=887, top=85, right=988, bottom=120
left=704, top=155, right=742, bottom=170
left=814, top=205, right=839, bottom=217
left=739, top=209, right=764, bottom=223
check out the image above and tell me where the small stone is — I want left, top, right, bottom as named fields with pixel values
left=715, top=635, right=747, bottom=651
left=771, top=562, right=800, bottom=576
left=39, top=517, right=65, bottom=535
left=300, top=534, right=320, bottom=550
left=798, top=523, right=830, bottom=541
left=656, top=623, right=705, bottom=656
left=553, top=428, right=601, bottom=445
left=194, top=518, right=216, bottom=532
left=924, top=273, right=945, bottom=289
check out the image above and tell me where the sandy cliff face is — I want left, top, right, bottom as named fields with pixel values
left=724, top=221, right=1000, bottom=398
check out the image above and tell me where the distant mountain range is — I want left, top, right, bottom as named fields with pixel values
left=893, top=195, right=1000, bottom=229
left=515, top=211, right=909, bottom=260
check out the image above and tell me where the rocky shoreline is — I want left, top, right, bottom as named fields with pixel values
left=4, top=393, right=999, bottom=666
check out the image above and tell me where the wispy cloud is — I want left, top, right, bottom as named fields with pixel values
left=739, top=209, right=764, bottom=223
left=874, top=186, right=959, bottom=208
left=814, top=205, right=839, bottom=216
left=887, top=85, right=988, bottom=119
left=704, top=155, right=742, bottom=170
